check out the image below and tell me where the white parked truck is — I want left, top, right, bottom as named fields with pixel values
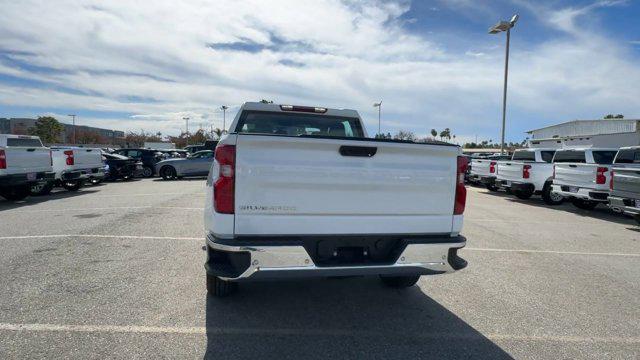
left=0, top=134, right=54, bottom=200
left=551, top=148, right=618, bottom=210
left=609, top=146, right=640, bottom=220
left=203, top=102, right=469, bottom=297
left=495, top=148, right=563, bottom=204
left=31, top=147, right=105, bottom=194
left=468, top=155, right=510, bottom=191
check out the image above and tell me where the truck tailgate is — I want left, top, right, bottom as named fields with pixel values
left=612, top=166, right=640, bottom=199
left=72, top=148, right=102, bottom=169
left=4, top=147, right=51, bottom=174
left=470, top=159, right=492, bottom=177
left=554, top=163, right=600, bottom=189
left=234, top=135, right=459, bottom=235
left=497, top=161, right=523, bottom=181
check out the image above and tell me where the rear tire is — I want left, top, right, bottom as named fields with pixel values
left=380, top=275, right=420, bottom=288
left=62, top=180, right=84, bottom=191
left=142, top=166, right=154, bottom=178
left=542, top=182, right=564, bottom=205
left=89, top=178, right=102, bottom=185
left=30, top=181, right=54, bottom=196
left=571, top=198, right=598, bottom=210
left=206, top=274, right=238, bottom=297
left=0, top=185, right=30, bottom=201
left=160, top=166, right=177, bottom=180
left=514, top=188, right=534, bottom=200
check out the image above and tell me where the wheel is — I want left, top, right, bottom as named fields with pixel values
left=542, top=182, right=564, bottom=205
left=0, top=185, right=30, bottom=201
left=571, top=198, right=598, bottom=210
left=30, top=181, right=54, bottom=196
left=206, top=274, right=238, bottom=297
left=142, top=166, right=154, bottom=178
left=89, top=178, right=102, bottom=185
left=379, top=275, right=421, bottom=288
left=160, top=166, right=177, bottom=180
left=486, top=184, right=499, bottom=192
left=514, top=188, right=534, bottom=200
left=505, top=187, right=513, bottom=195
left=62, top=180, right=84, bottom=191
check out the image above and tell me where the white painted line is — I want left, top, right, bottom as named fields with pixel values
left=464, top=247, right=640, bottom=258
left=8, top=206, right=203, bottom=213
left=0, top=234, right=201, bottom=241
left=0, top=322, right=639, bottom=344
left=92, top=193, right=203, bottom=197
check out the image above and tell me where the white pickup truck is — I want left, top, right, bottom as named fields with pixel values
left=495, top=148, right=563, bottom=204
left=468, top=155, right=511, bottom=191
left=203, top=102, right=468, bottom=297
left=31, top=147, right=105, bottom=194
left=551, top=148, right=618, bottom=210
left=0, top=134, right=54, bottom=200
left=609, top=146, right=640, bottom=220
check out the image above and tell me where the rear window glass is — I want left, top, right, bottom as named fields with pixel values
left=540, top=151, right=556, bottom=163
left=592, top=151, right=617, bottom=164
left=237, top=111, right=365, bottom=138
left=553, top=150, right=586, bottom=163
left=511, top=151, right=535, bottom=161
left=614, top=149, right=640, bottom=164
left=7, top=137, right=43, bottom=147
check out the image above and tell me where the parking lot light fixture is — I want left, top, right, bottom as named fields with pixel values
left=221, top=105, right=229, bottom=134
left=489, top=14, right=519, bottom=155
left=183, top=117, right=190, bottom=144
left=373, top=101, right=382, bottom=136
left=67, top=114, right=76, bottom=144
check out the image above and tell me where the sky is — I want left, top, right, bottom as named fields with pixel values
left=0, top=0, right=639, bottom=144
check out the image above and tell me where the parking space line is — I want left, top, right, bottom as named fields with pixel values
left=1, top=322, right=639, bottom=344
left=91, top=193, right=204, bottom=197
left=8, top=206, right=203, bottom=213
left=0, top=234, right=201, bottom=241
left=464, top=247, right=640, bottom=258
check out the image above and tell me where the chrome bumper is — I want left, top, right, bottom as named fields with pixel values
left=551, top=185, right=608, bottom=202
left=205, top=235, right=467, bottom=281
left=608, top=196, right=640, bottom=215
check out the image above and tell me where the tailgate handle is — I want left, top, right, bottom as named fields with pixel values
left=339, top=146, right=377, bottom=157
left=569, top=164, right=577, bottom=168
left=26, top=148, right=36, bottom=152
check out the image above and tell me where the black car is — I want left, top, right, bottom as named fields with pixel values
left=102, top=153, right=142, bottom=181
left=112, top=148, right=163, bottom=177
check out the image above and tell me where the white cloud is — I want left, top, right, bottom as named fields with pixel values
left=0, top=0, right=638, bottom=141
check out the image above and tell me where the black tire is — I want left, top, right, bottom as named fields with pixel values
left=514, top=188, right=534, bottom=200
left=160, top=166, right=177, bottom=180
left=542, top=183, right=564, bottom=205
left=0, top=185, right=31, bottom=201
left=505, top=187, right=513, bottom=195
left=62, top=180, right=84, bottom=191
left=30, top=181, right=54, bottom=196
left=206, top=275, right=238, bottom=297
left=380, top=275, right=421, bottom=288
left=571, top=198, right=598, bottom=210
left=486, top=184, right=499, bottom=192
left=142, top=166, right=154, bottom=178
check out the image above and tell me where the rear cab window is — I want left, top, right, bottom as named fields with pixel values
left=511, top=151, right=535, bottom=161
left=540, top=151, right=556, bottom=163
left=7, top=137, right=43, bottom=147
left=553, top=150, right=586, bottom=163
left=591, top=151, right=617, bottom=164
left=614, top=149, right=640, bottom=164
left=236, top=111, right=365, bottom=138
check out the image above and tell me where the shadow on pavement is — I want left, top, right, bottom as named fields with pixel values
left=204, top=277, right=512, bottom=360
left=0, top=189, right=99, bottom=211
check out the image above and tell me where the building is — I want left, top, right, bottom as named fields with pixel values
left=526, top=119, right=640, bottom=149
left=0, top=117, right=124, bottom=144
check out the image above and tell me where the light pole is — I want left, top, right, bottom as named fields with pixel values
left=373, top=101, right=382, bottom=136
left=67, top=114, right=76, bottom=144
left=489, top=14, right=519, bottom=155
left=183, top=117, right=190, bottom=145
left=220, top=105, right=228, bottom=133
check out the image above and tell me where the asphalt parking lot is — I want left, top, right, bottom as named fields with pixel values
left=0, top=179, right=638, bottom=359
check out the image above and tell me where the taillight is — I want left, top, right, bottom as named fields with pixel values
left=64, top=150, right=74, bottom=165
left=610, top=170, right=614, bottom=190
left=454, top=156, right=468, bottom=215
left=489, top=161, right=496, bottom=174
left=523, top=164, right=531, bottom=179
left=213, top=144, right=236, bottom=214
left=596, top=166, right=608, bottom=185
left=0, top=149, right=6, bottom=169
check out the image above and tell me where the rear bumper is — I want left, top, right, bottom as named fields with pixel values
left=551, top=185, right=609, bottom=202
left=62, top=168, right=104, bottom=181
left=496, top=179, right=535, bottom=192
left=205, top=233, right=467, bottom=281
left=0, top=172, right=55, bottom=187
left=608, top=195, right=640, bottom=215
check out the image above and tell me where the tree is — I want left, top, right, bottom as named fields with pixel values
left=28, top=116, right=64, bottom=143
left=393, top=130, right=416, bottom=141
left=76, top=130, right=106, bottom=144
left=190, top=129, right=207, bottom=144
left=259, top=99, right=274, bottom=104
left=375, top=132, right=392, bottom=139
left=212, top=128, right=223, bottom=139
left=604, top=114, right=624, bottom=119
left=439, top=128, right=451, bottom=141
left=430, top=129, right=437, bottom=138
